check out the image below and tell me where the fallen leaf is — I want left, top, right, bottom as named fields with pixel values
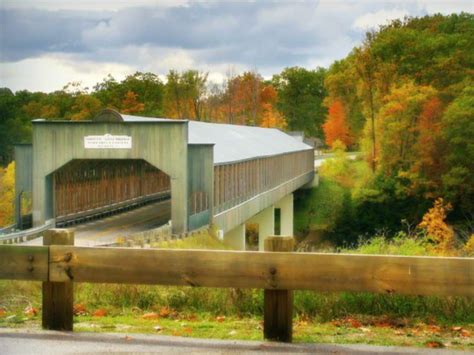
left=142, top=312, right=159, bottom=320
left=183, top=327, right=193, bottom=334
left=228, top=330, right=237, bottom=336
left=360, top=327, right=371, bottom=333
left=93, top=309, right=107, bottom=317
left=425, top=341, right=444, bottom=348
left=0, top=308, right=7, bottom=317
left=345, top=317, right=362, bottom=328
left=215, top=315, right=226, bottom=322
left=159, top=307, right=171, bottom=318
left=452, top=326, right=462, bottom=332
left=24, top=306, right=38, bottom=317
left=296, top=320, right=308, bottom=327
left=186, top=314, right=197, bottom=321
left=73, top=304, right=87, bottom=316
left=427, top=325, right=441, bottom=334
left=460, top=329, right=471, bottom=338
left=124, top=335, right=133, bottom=341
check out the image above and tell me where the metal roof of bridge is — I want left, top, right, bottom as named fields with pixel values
left=120, top=114, right=312, bottom=164
left=119, top=114, right=312, bottom=165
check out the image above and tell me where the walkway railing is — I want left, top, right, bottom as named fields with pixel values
left=0, top=229, right=473, bottom=342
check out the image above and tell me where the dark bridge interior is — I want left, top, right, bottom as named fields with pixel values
left=53, top=159, right=170, bottom=225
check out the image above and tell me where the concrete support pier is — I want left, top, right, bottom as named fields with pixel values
left=248, top=205, right=275, bottom=251
left=275, top=193, right=294, bottom=236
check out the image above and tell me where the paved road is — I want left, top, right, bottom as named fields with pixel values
left=314, top=152, right=358, bottom=168
left=25, top=200, right=171, bottom=247
left=1, top=329, right=469, bottom=355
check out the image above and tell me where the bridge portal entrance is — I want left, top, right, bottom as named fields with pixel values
left=52, top=159, right=170, bottom=226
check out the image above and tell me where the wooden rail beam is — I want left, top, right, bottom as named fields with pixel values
left=0, top=245, right=49, bottom=281
left=48, top=246, right=474, bottom=297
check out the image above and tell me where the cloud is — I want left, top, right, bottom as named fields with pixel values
left=0, top=55, right=133, bottom=92
left=0, top=0, right=472, bottom=92
left=353, top=9, right=410, bottom=30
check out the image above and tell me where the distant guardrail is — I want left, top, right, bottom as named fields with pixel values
left=0, top=224, right=16, bottom=235
left=0, top=219, right=54, bottom=244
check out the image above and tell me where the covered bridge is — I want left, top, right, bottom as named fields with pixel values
left=15, top=109, right=314, bottom=250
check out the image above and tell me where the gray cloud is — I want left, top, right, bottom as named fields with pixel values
left=1, top=0, right=472, bottom=92
left=1, top=2, right=366, bottom=67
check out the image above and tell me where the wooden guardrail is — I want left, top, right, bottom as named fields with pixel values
left=0, top=229, right=473, bottom=342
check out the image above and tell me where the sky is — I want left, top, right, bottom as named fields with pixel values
left=0, top=0, right=472, bottom=93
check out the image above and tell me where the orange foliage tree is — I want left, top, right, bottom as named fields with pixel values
left=121, top=91, right=145, bottom=114
left=259, top=85, right=287, bottom=129
left=0, top=162, right=15, bottom=226
left=323, top=99, right=353, bottom=148
left=412, top=97, right=444, bottom=191
left=418, top=198, right=455, bottom=255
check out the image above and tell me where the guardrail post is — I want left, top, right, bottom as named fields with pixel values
left=42, top=228, right=74, bottom=331
left=263, top=236, right=294, bottom=342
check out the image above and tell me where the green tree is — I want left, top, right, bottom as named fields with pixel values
left=0, top=89, right=31, bottom=165
left=441, top=85, right=474, bottom=210
left=121, top=72, right=165, bottom=116
left=272, top=67, right=327, bottom=138
left=164, top=70, right=208, bottom=120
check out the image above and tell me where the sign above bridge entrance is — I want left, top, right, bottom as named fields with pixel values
left=84, top=134, right=132, bottom=149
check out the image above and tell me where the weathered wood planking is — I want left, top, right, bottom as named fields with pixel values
left=48, top=246, right=474, bottom=296
left=0, top=245, right=49, bottom=281
left=264, top=236, right=294, bottom=342
left=43, top=229, right=75, bottom=331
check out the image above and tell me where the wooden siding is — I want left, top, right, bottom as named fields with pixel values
left=213, top=150, right=313, bottom=214
left=54, top=159, right=170, bottom=218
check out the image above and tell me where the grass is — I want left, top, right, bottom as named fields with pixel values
left=294, top=178, right=347, bottom=236
left=1, top=305, right=472, bottom=349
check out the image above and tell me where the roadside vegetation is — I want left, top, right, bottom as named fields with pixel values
left=1, top=233, right=473, bottom=350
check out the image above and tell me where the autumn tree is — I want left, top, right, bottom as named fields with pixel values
left=182, top=70, right=208, bottom=120
left=412, top=97, right=445, bottom=194
left=121, top=72, right=164, bottom=116
left=354, top=36, right=379, bottom=171
left=418, top=198, right=455, bottom=255
left=373, top=81, right=437, bottom=179
left=0, top=161, right=15, bottom=226
left=259, top=85, right=286, bottom=129
left=121, top=91, right=145, bottom=114
left=164, top=70, right=208, bottom=120
left=68, top=94, right=102, bottom=120
left=322, top=99, right=353, bottom=148
left=325, top=57, right=365, bottom=141
left=441, top=85, right=474, bottom=210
